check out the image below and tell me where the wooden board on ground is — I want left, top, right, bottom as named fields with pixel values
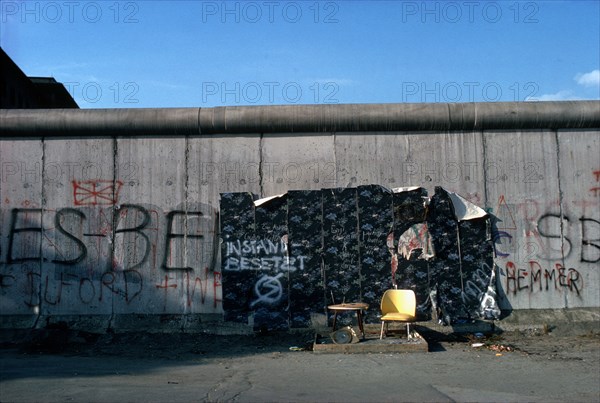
left=312, top=330, right=428, bottom=354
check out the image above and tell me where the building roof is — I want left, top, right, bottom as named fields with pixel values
left=0, top=47, right=78, bottom=109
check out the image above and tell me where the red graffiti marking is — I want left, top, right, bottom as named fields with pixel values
left=495, top=195, right=517, bottom=230
left=154, top=271, right=222, bottom=310
left=185, top=268, right=222, bottom=308
left=591, top=170, right=600, bottom=197
left=156, top=275, right=178, bottom=311
left=156, top=275, right=178, bottom=290
left=72, top=180, right=123, bottom=206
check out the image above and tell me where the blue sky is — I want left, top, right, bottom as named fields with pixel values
left=1, top=0, right=599, bottom=108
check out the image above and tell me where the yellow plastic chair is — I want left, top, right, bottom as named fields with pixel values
left=379, top=289, right=416, bottom=340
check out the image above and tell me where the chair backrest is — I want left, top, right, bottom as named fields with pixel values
left=380, top=289, right=416, bottom=316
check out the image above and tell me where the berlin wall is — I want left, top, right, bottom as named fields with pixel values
left=0, top=101, right=598, bottom=333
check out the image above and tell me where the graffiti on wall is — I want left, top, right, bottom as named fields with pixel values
left=590, top=169, right=600, bottom=197
left=221, top=186, right=500, bottom=329
left=489, top=168, right=599, bottom=301
left=2, top=165, right=597, bottom=326
left=72, top=180, right=123, bottom=206
left=505, top=261, right=582, bottom=295
left=0, top=198, right=222, bottom=314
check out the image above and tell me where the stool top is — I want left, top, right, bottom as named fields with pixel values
left=327, top=302, right=368, bottom=310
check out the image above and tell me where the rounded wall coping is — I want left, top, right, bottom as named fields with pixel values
left=1, top=101, right=599, bottom=136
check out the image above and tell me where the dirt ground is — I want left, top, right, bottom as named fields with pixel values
left=2, top=325, right=599, bottom=361
left=1, top=326, right=599, bottom=402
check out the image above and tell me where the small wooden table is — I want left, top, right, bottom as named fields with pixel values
left=327, top=302, right=369, bottom=339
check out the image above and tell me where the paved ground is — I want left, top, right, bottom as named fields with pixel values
left=1, top=327, right=599, bottom=402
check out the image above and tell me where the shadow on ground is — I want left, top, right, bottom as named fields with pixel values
left=0, top=327, right=317, bottom=360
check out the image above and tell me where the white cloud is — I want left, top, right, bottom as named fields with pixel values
left=529, top=70, right=600, bottom=101
left=527, top=90, right=584, bottom=101
left=575, top=69, right=600, bottom=87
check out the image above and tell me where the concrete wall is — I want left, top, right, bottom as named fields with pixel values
left=1, top=102, right=598, bottom=332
